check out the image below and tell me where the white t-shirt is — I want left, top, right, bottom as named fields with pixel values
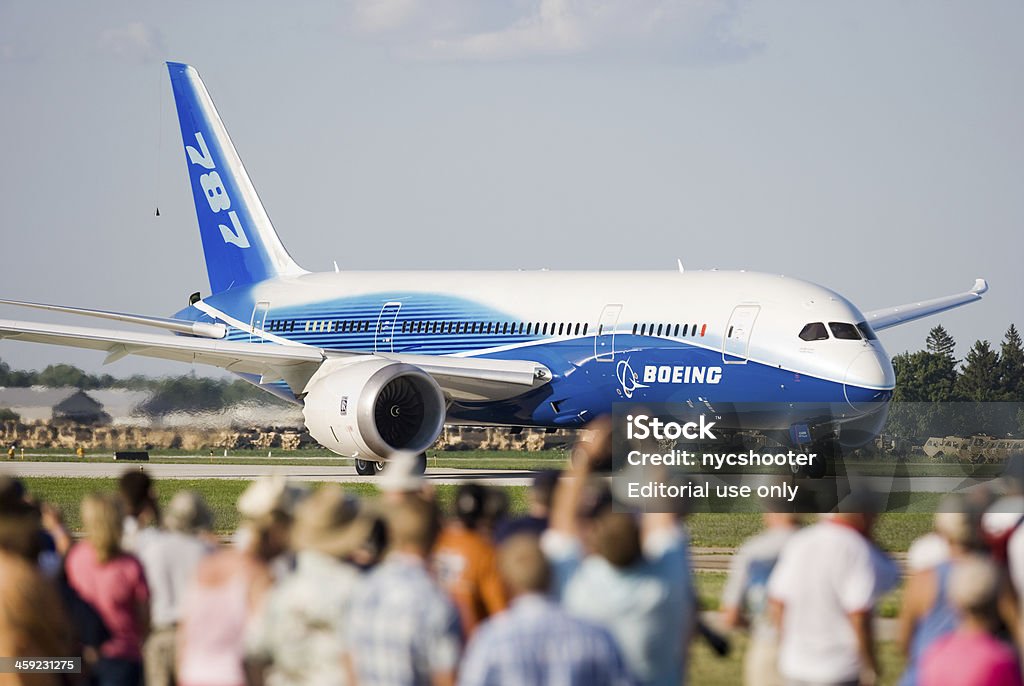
left=134, top=528, right=212, bottom=627
left=768, top=521, right=895, bottom=683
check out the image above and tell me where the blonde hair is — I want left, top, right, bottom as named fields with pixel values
left=498, top=534, right=551, bottom=594
left=80, top=493, right=123, bottom=564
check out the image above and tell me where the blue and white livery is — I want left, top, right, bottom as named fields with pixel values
left=0, top=63, right=988, bottom=476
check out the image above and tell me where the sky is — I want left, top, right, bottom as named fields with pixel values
left=0, top=0, right=1021, bottom=379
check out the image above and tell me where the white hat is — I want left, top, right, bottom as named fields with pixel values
left=237, top=474, right=308, bottom=520
left=377, top=451, right=424, bottom=494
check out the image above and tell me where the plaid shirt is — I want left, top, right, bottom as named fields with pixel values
left=458, top=594, right=636, bottom=686
left=347, top=553, right=461, bottom=686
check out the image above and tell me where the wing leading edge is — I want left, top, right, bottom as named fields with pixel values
left=0, top=318, right=550, bottom=402
left=863, top=279, right=988, bottom=331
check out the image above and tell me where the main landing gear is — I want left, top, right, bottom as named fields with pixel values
left=354, top=453, right=428, bottom=477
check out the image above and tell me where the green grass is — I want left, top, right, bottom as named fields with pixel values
left=687, top=511, right=931, bottom=553
left=689, top=634, right=906, bottom=686
left=19, top=477, right=529, bottom=533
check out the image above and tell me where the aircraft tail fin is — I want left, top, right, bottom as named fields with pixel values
left=166, top=62, right=306, bottom=294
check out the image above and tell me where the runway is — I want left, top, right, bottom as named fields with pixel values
left=4, top=461, right=537, bottom=486
left=3, top=460, right=998, bottom=494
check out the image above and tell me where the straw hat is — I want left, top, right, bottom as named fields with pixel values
left=291, top=484, right=374, bottom=558
left=163, top=490, right=213, bottom=534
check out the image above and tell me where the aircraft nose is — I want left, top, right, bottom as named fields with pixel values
left=844, top=350, right=895, bottom=412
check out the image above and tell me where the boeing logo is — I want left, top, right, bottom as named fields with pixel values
left=642, top=365, right=723, bottom=385
left=616, top=358, right=648, bottom=399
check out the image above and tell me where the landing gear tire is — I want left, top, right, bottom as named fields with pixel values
left=354, top=458, right=377, bottom=476
left=414, top=453, right=427, bottom=475
left=805, top=454, right=827, bottom=479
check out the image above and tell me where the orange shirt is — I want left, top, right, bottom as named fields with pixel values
left=432, top=525, right=507, bottom=638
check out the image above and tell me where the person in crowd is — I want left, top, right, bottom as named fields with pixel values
left=493, top=470, right=561, bottom=543
left=133, top=490, right=215, bottom=686
left=378, top=451, right=432, bottom=504
left=768, top=505, right=899, bottom=686
left=542, top=423, right=691, bottom=686
left=246, top=484, right=375, bottom=686
left=898, top=504, right=979, bottom=686
left=118, top=470, right=158, bottom=552
left=459, top=533, right=635, bottom=686
left=65, top=492, right=151, bottom=686
left=919, top=554, right=1023, bottom=686
left=0, top=475, right=45, bottom=563
left=177, top=475, right=304, bottom=686
left=479, top=487, right=509, bottom=539
left=0, top=474, right=71, bottom=575
left=0, top=549, right=73, bottom=686
left=720, top=512, right=801, bottom=686
left=433, top=484, right=508, bottom=638
left=1, top=476, right=112, bottom=673
left=984, top=454, right=1024, bottom=638
left=346, top=496, right=461, bottom=686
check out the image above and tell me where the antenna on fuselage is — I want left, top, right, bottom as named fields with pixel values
left=676, top=259, right=684, bottom=273
left=333, top=261, right=340, bottom=273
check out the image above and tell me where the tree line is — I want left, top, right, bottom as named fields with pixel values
left=0, top=358, right=288, bottom=416
left=888, top=324, right=1023, bottom=439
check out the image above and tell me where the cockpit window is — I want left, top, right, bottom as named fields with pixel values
left=856, top=321, right=878, bottom=340
left=799, top=322, right=829, bottom=341
left=829, top=322, right=862, bottom=340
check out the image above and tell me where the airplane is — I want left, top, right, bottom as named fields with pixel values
left=0, top=62, right=989, bottom=478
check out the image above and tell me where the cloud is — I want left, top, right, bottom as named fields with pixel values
left=351, top=0, right=423, bottom=32
left=97, top=21, right=165, bottom=64
left=345, top=0, right=761, bottom=64
left=429, top=0, right=585, bottom=59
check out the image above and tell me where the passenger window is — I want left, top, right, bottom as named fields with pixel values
left=583, top=323, right=588, bottom=335
left=799, top=322, right=829, bottom=341
left=829, top=322, right=861, bottom=340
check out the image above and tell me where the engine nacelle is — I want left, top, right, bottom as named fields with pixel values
left=302, top=358, right=446, bottom=461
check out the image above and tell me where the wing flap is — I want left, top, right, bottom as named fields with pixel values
left=863, top=279, right=988, bottom=331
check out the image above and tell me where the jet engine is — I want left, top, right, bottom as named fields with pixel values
left=302, top=358, right=446, bottom=463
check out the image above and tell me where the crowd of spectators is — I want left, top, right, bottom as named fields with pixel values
left=3, top=437, right=1024, bottom=686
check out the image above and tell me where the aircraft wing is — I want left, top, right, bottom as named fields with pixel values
left=0, top=318, right=550, bottom=401
left=863, top=279, right=988, bottom=331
